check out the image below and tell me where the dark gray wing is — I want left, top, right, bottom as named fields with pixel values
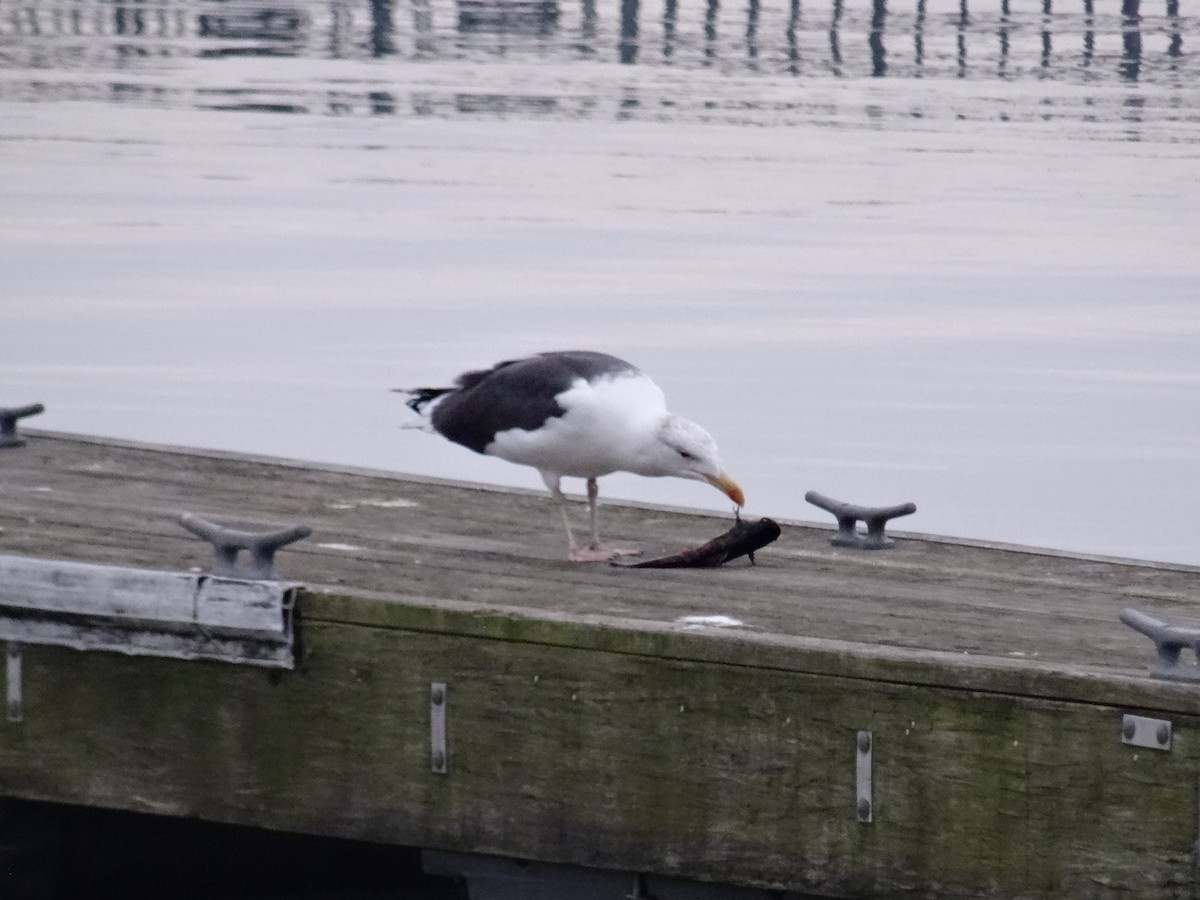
left=430, top=351, right=638, bottom=454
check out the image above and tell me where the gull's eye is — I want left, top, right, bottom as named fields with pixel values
left=678, top=449, right=695, bottom=460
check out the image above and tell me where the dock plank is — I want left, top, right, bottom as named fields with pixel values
left=3, top=432, right=1196, bottom=676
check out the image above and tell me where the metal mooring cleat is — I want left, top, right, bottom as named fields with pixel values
left=0, top=404, right=45, bottom=448
left=1120, top=608, right=1200, bottom=682
left=805, top=491, right=917, bottom=550
left=178, top=513, right=312, bottom=580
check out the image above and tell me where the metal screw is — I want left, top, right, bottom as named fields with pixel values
left=857, top=799, right=872, bottom=820
left=432, top=750, right=445, bottom=770
left=1157, top=723, right=1170, bottom=746
left=431, top=685, right=445, bottom=706
left=857, top=732, right=872, bottom=753
left=1123, top=719, right=1137, bottom=740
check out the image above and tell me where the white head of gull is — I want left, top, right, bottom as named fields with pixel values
left=399, top=350, right=744, bottom=562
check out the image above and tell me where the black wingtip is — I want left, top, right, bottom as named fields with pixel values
left=401, top=387, right=451, bottom=414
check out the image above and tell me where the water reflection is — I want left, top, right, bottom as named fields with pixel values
left=580, top=0, right=597, bottom=46
left=785, top=0, right=801, bottom=75
left=1082, top=0, right=1094, bottom=69
left=457, top=0, right=559, bottom=34
left=0, top=0, right=1195, bottom=126
left=957, top=0, right=968, bottom=77
left=704, top=0, right=718, bottom=62
left=368, top=0, right=395, bottom=55
left=661, top=0, right=676, bottom=59
left=1167, top=0, right=1183, bottom=58
left=745, top=0, right=759, bottom=64
left=912, top=0, right=924, bottom=69
left=619, top=0, right=637, bottom=63
left=868, top=0, right=884, bottom=76
left=1120, top=0, right=1141, bottom=80
left=829, top=0, right=843, bottom=73
left=1040, top=0, right=1051, bottom=71
left=995, top=0, right=1006, bottom=77
left=1, top=0, right=1190, bottom=79
left=197, top=4, right=307, bottom=43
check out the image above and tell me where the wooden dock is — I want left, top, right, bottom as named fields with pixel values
left=2, top=431, right=1200, bottom=898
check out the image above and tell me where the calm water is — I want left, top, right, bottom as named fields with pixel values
left=2, top=0, right=1200, bottom=567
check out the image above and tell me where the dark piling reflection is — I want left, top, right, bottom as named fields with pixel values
left=411, top=0, right=434, bottom=56
left=662, top=0, right=677, bottom=59
left=786, top=0, right=801, bottom=74
left=869, top=0, right=886, bottom=76
left=114, top=2, right=145, bottom=37
left=997, top=0, right=1009, bottom=78
left=913, top=0, right=925, bottom=71
left=369, top=90, right=397, bottom=115
left=747, top=0, right=760, bottom=63
left=1041, top=0, right=1052, bottom=70
left=956, top=0, right=968, bottom=77
left=1082, top=0, right=1095, bottom=70
left=829, top=0, right=842, bottom=74
left=620, top=0, right=640, bottom=63
left=580, top=0, right=597, bottom=44
left=369, top=0, right=395, bottom=57
left=1120, top=0, right=1142, bottom=81
left=704, top=0, right=719, bottom=62
left=1167, top=0, right=1182, bottom=59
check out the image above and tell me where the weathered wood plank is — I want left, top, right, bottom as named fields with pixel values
left=306, top=589, right=1200, bottom=716
left=0, top=616, right=1196, bottom=897
left=3, top=431, right=1198, bottom=677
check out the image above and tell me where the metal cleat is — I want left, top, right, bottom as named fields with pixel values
left=805, top=491, right=917, bottom=550
left=0, top=404, right=45, bottom=448
left=179, top=513, right=311, bottom=580
left=1120, top=608, right=1200, bottom=682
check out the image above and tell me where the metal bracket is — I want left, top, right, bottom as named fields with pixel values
left=806, top=492, right=916, bottom=550
left=856, top=730, right=873, bottom=823
left=1122, top=714, right=1172, bottom=751
left=6, top=643, right=22, bottom=723
left=431, top=682, right=448, bottom=774
left=0, top=554, right=297, bottom=670
left=1120, top=608, right=1200, bottom=682
left=0, top=404, right=44, bottom=449
left=179, top=513, right=311, bottom=580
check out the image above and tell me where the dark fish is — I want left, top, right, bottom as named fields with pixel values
left=616, top=517, right=781, bottom=569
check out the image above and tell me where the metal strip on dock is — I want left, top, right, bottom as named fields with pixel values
left=431, top=681, right=448, bottom=774
left=856, top=730, right=873, bottom=823
left=6, top=642, right=22, bottom=723
left=0, top=554, right=298, bottom=670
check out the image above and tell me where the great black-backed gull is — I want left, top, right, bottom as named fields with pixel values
left=399, top=350, right=744, bottom=562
